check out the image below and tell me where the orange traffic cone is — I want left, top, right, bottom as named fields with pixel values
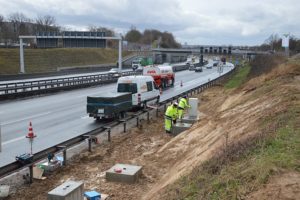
left=180, top=80, right=183, bottom=87
left=26, top=121, right=36, bottom=139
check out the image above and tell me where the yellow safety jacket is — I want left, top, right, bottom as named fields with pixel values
left=179, top=98, right=190, bottom=110
left=165, top=105, right=178, bottom=120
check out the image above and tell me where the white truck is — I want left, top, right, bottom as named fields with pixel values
left=87, top=76, right=160, bottom=120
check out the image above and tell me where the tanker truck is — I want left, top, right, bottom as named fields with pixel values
left=143, top=65, right=175, bottom=89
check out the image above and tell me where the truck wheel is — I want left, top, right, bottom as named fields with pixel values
left=163, top=79, right=167, bottom=88
left=161, top=79, right=165, bottom=89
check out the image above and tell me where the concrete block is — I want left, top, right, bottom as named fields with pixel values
left=188, top=98, right=199, bottom=117
left=48, top=180, right=84, bottom=200
left=106, top=164, right=142, bottom=184
left=172, top=122, right=192, bottom=135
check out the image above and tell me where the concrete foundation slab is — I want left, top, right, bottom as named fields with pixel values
left=181, top=115, right=200, bottom=124
left=48, top=180, right=83, bottom=200
left=106, top=164, right=142, bottom=184
left=172, top=122, right=192, bottom=135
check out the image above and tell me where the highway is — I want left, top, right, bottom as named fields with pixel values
left=0, top=65, right=233, bottom=167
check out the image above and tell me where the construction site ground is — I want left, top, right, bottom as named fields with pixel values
left=7, top=56, right=300, bottom=200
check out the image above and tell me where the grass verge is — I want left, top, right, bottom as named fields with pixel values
left=0, top=48, right=131, bottom=74
left=224, top=64, right=250, bottom=89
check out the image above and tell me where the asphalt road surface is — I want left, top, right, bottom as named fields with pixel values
left=0, top=65, right=234, bottom=166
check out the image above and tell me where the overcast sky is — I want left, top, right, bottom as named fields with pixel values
left=0, top=0, right=299, bottom=45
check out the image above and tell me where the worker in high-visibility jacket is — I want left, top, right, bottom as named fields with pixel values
left=178, top=96, right=191, bottom=119
left=165, top=102, right=178, bottom=133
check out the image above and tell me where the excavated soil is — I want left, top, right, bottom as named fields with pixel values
left=8, top=61, right=300, bottom=200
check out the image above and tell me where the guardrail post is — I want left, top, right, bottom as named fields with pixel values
left=103, top=127, right=111, bottom=142
left=136, top=115, right=139, bottom=127
left=57, top=145, right=67, bottom=166
left=83, top=135, right=93, bottom=152
left=147, top=111, right=150, bottom=123
left=63, top=149, right=67, bottom=165
left=88, top=138, right=92, bottom=152
left=119, top=120, right=126, bottom=133
left=29, top=164, right=33, bottom=184
left=108, top=128, right=111, bottom=142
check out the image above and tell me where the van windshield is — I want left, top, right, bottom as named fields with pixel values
left=117, top=83, right=137, bottom=94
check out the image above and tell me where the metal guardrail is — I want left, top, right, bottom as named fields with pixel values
left=0, top=71, right=140, bottom=100
left=0, top=65, right=188, bottom=100
left=0, top=66, right=236, bottom=180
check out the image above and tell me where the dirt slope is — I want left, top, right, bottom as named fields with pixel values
left=8, top=58, right=300, bottom=199
left=246, top=172, right=300, bottom=200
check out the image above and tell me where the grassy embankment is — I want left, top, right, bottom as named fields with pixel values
left=0, top=48, right=131, bottom=74
left=165, top=55, right=300, bottom=199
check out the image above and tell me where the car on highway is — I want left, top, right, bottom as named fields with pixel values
left=195, top=66, right=203, bottom=72
left=189, top=64, right=195, bottom=71
left=108, top=68, right=122, bottom=78
left=206, top=63, right=213, bottom=69
left=213, top=62, right=219, bottom=67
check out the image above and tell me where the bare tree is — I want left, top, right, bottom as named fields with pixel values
left=8, top=12, right=31, bottom=41
left=35, top=15, right=58, bottom=32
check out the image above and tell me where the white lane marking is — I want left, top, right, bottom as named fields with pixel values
left=2, top=111, right=52, bottom=126
left=81, top=115, right=89, bottom=119
left=2, top=136, right=24, bottom=145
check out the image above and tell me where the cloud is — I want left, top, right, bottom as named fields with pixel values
left=0, top=0, right=299, bottom=45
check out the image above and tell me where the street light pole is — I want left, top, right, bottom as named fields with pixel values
left=20, top=38, right=25, bottom=73
left=118, top=35, right=122, bottom=72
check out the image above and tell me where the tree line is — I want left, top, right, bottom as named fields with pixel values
left=0, top=13, right=59, bottom=44
left=0, top=13, right=181, bottom=48
left=125, top=26, right=181, bottom=48
left=258, top=33, right=300, bottom=53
